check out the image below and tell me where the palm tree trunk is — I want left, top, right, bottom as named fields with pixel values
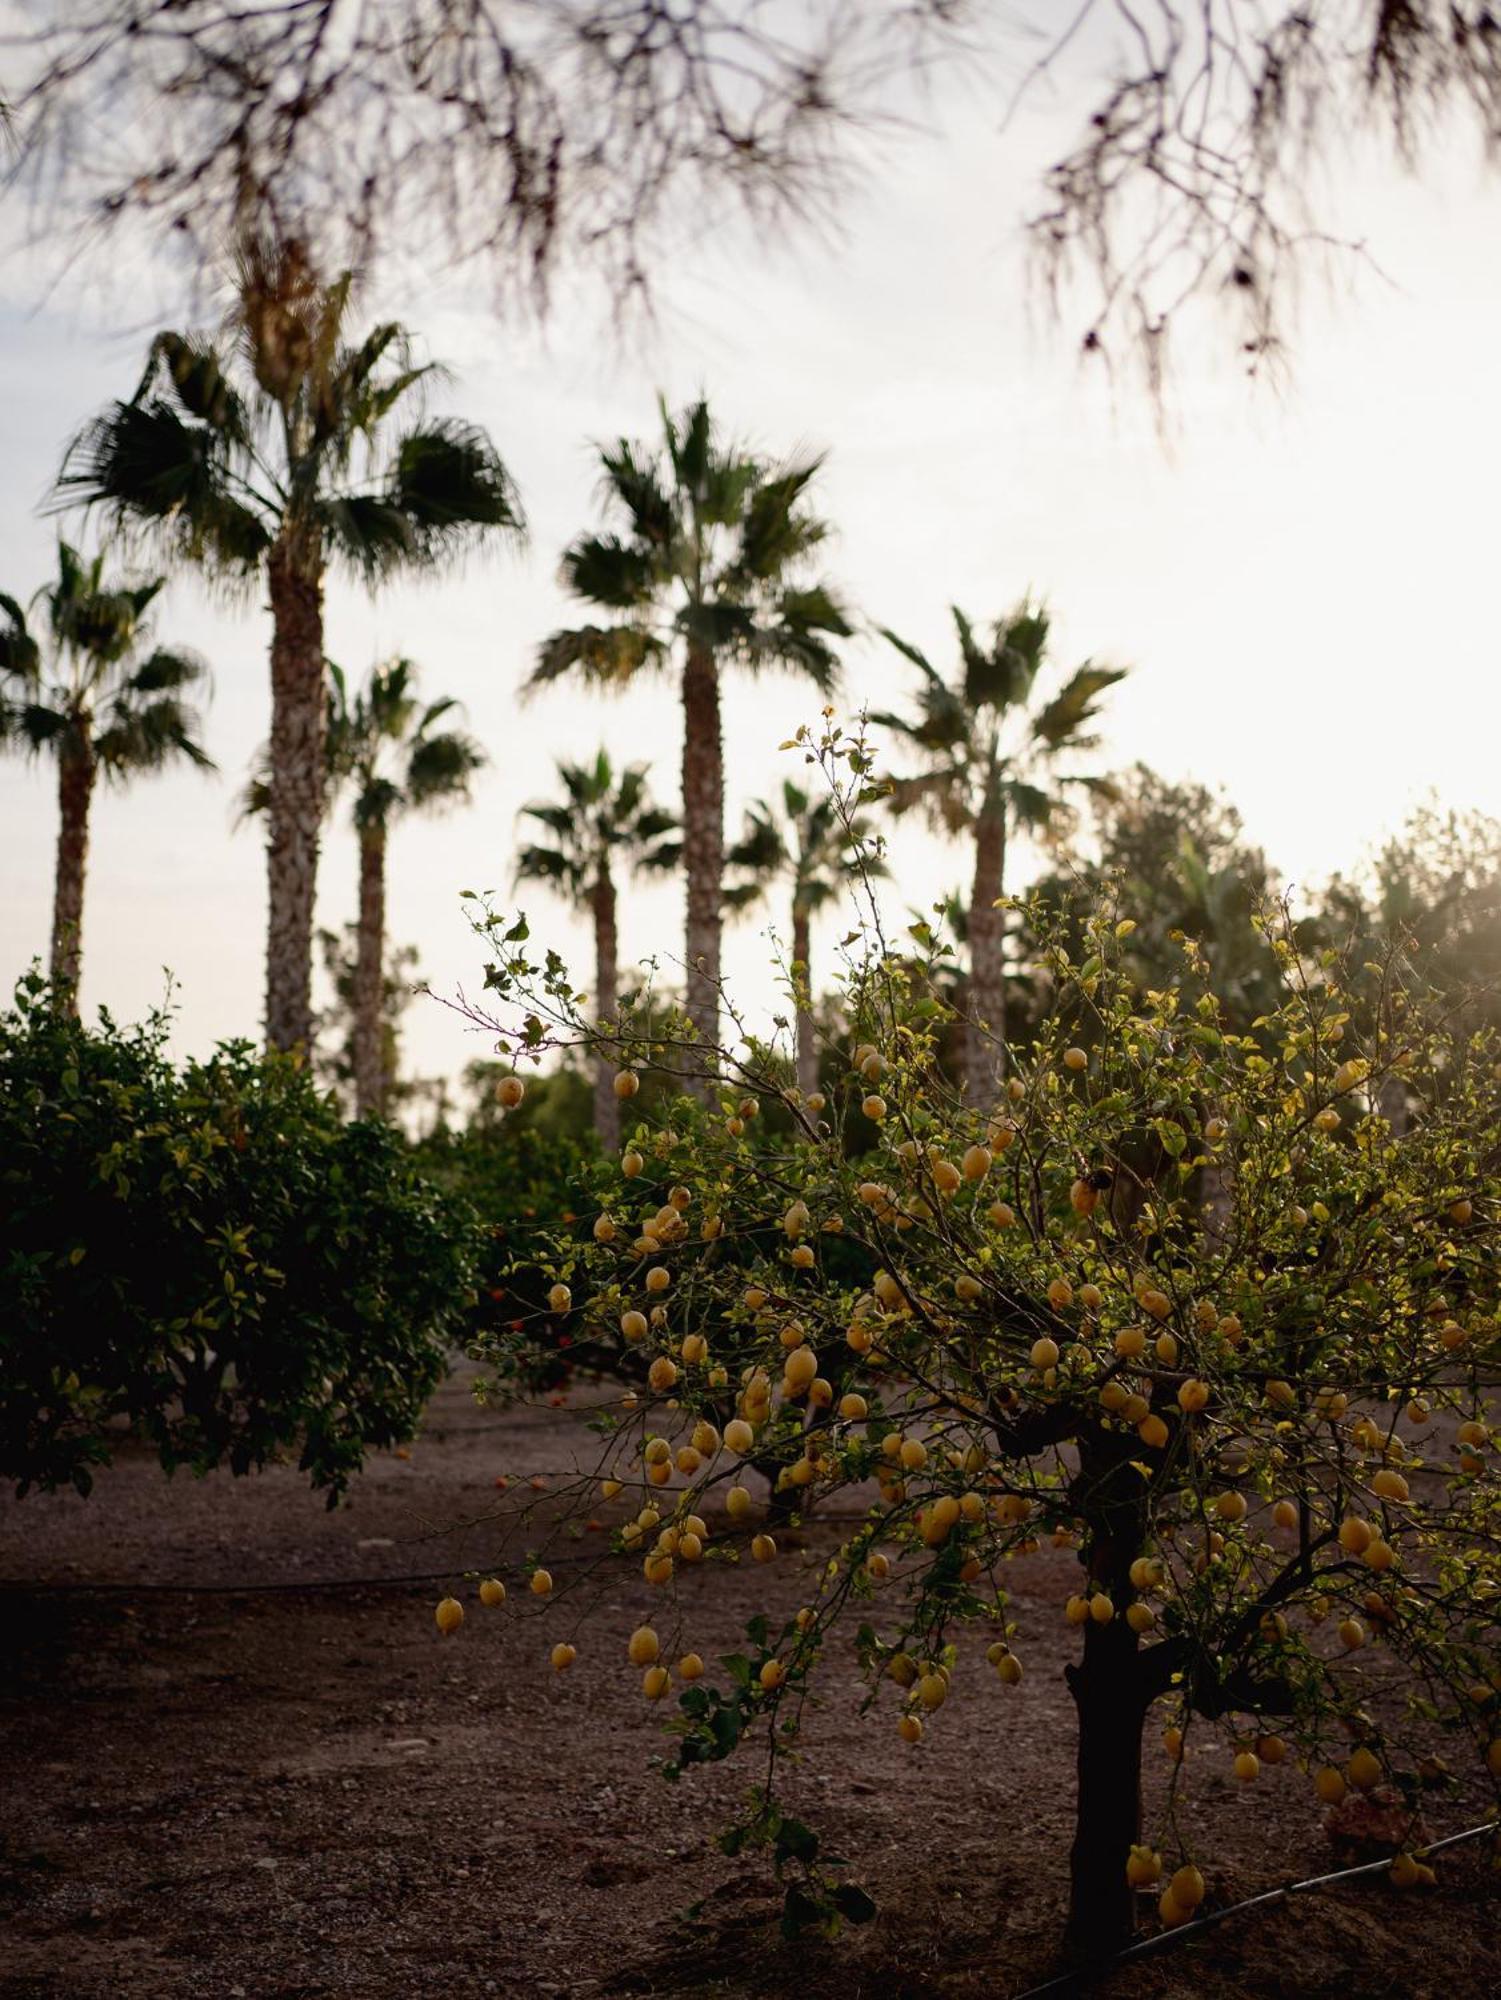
left=50, top=726, right=96, bottom=1012
left=1376, top=1071, right=1410, bottom=1138
left=264, top=531, right=327, bottom=1054
left=681, top=642, right=724, bottom=1099
left=966, top=806, right=1007, bottom=1102
left=792, top=902, right=817, bottom=1102
left=352, top=822, right=387, bottom=1119
left=593, top=869, right=621, bottom=1149
left=1201, top=1127, right=1233, bottom=1247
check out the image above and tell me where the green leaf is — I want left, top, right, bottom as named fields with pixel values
left=1153, top=1118, right=1187, bottom=1158
left=780, top=1883, right=826, bottom=1939
left=832, top=1882, right=878, bottom=1925
left=774, top=1816, right=820, bottom=1865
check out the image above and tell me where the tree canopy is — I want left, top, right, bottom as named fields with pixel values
left=4, top=1, right=965, bottom=303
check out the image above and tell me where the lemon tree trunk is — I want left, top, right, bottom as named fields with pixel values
left=264, top=532, right=327, bottom=1054
left=352, top=822, right=388, bottom=1120
left=1065, top=1617, right=1148, bottom=1953
left=681, top=643, right=723, bottom=1101
left=50, top=725, right=96, bottom=1012
left=966, top=805, right=1006, bottom=1101
left=1065, top=1437, right=1152, bottom=1953
left=592, top=869, right=621, bottom=1149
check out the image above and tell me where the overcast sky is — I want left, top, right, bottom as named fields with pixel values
left=3, top=26, right=1499, bottom=1100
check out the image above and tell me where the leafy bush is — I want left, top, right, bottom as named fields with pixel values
left=414, top=1117, right=614, bottom=1391
left=0, top=974, right=476, bottom=1501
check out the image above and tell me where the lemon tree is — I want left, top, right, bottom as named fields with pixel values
left=455, top=727, right=1501, bottom=1956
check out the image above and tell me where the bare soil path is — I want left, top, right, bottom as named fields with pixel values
left=1, top=1370, right=1496, bottom=2000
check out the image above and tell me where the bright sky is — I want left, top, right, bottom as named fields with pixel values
left=2, top=29, right=1499, bottom=1099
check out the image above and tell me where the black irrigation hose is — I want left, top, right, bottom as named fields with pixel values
left=0, top=1508, right=878, bottom=1599
left=0, top=1569, right=482, bottom=1596
left=1007, top=1818, right=1501, bottom=2000
left=0, top=1544, right=620, bottom=1597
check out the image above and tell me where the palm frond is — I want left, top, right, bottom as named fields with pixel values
left=562, top=533, right=659, bottom=610
left=514, top=842, right=581, bottom=894
left=639, top=833, right=683, bottom=874
left=352, top=772, right=403, bottom=830
left=318, top=492, right=421, bottom=577
left=414, top=695, right=460, bottom=737
left=727, top=803, right=788, bottom=880
left=237, top=766, right=274, bottom=824
left=11, top=702, right=67, bottom=754
left=319, top=323, right=423, bottom=446
left=1032, top=664, right=1128, bottom=749
left=383, top=420, right=526, bottom=559
left=530, top=623, right=665, bottom=689
left=733, top=461, right=828, bottom=583
left=597, top=440, right=675, bottom=549
left=146, top=332, right=252, bottom=442
left=956, top=607, right=1022, bottom=713
left=95, top=694, right=214, bottom=776
left=518, top=801, right=577, bottom=837
left=405, top=729, right=486, bottom=808
left=878, top=626, right=937, bottom=678
left=1004, top=778, right=1055, bottom=831
left=58, top=400, right=271, bottom=570
left=122, top=646, right=209, bottom=697
left=885, top=767, right=973, bottom=834
left=0, top=594, right=40, bottom=682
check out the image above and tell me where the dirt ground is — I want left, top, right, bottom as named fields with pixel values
left=2, top=1369, right=1497, bottom=2000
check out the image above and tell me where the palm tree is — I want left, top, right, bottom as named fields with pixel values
left=875, top=603, right=1126, bottom=1100
left=515, top=752, right=679, bottom=1146
left=58, top=234, right=523, bottom=1053
left=531, top=396, right=849, bottom=1094
left=726, top=779, right=888, bottom=1100
left=329, top=658, right=485, bottom=1119
left=0, top=542, right=212, bottom=1008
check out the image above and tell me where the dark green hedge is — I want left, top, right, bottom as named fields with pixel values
left=0, top=976, right=477, bottom=1502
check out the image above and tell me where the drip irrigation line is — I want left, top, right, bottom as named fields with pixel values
left=0, top=1544, right=625, bottom=1597
left=0, top=1568, right=494, bottom=1600
left=1007, top=1817, right=1500, bottom=2000
left=0, top=1507, right=881, bottom=1600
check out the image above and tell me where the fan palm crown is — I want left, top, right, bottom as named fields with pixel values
left=517, top=751, right=679, bottom=1143
left=726, top=777, right=888, bottom=1099
left=1, top=541, right=211, bottom=1005
left=330, top=656, right=486, bottom=1119
left=58, top=234, right=524, bottom=1051
left=875, top=601, right=1126, bottom=1096
left=532, top=395, right=849, bottom=1088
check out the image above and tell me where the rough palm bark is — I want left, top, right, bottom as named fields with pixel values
left=966, top=805, right=1007, bottom=1102
left=792, top=902, right=817, bottom=1102
left=50, top=727, right=96, bottom=1010
left=681, top=643, right=724, bottom=1096
left=1377, top=1070, right=1410, bottom=1139
left=592, top=869, right=621, bottom=1149
left=265, top=533, right=327, bottom=1053
left=352, top=823, right=387, bottom=1119
left=1200, top=1126, right=1234, bottom=1246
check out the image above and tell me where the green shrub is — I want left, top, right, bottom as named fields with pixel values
left=414, top=1119, right=608, bottom=1391
left=0, top=974, right=476, bottom=1501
